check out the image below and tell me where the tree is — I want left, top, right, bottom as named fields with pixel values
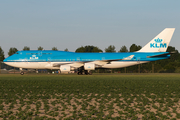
left=38, top=46, right=43, bottom=50
left=129, top=44, right=142, bottom=52
left=23, top=46, right=30, bottom=51
left=52, top=47, right=58, bottom=51
left=105, top=45, right=116, bottom=52
left=0, top=47, right=5, bottom=61
left=119, top=45, right=128, bottom=52
left=75, top=45, right=103, bottom=53
left=8, top=47, right=18, bottom=56
left=166, top=46, right=179, bottom=61
left=157, top=46, right=180, bottom=73
left=64, top=48, right=68, bottom=51
left=75, top=46, right=85, bottom=52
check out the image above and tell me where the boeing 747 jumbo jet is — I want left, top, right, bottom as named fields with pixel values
left=3, top=28, right=175, bottom=75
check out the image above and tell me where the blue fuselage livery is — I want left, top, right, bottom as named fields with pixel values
left=3, top=28, right=175, bottom=75
left=3, top=50, right=170, bottom=74
left=4, top=50, right=170, bottom=63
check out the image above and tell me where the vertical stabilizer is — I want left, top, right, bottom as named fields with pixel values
left=138, top=28, right=175, bottom=52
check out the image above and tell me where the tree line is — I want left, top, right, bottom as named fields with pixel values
left=0, top=44, right=137, bottom=58
left=0, top=44, right=180, bottom=73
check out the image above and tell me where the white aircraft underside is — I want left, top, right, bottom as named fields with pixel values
left=5, top=61, right=148, bottom=69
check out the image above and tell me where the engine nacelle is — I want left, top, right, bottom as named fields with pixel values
left=84, top=63, right=95, bottom=70
left=60, top=65, right=71, bottom=72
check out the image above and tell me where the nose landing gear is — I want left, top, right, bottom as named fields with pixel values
left=20, top=71, right=24, bottom=75
left=19, top=68, right=24, bottom=75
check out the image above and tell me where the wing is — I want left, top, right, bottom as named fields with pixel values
left=52, top=55, right=134, bottom=68
left=92, top=55, right=134, bottom=66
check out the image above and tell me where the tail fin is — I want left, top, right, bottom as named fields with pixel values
left=138, top=28, right=175, bottom=52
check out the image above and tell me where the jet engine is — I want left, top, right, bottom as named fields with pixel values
left=84, top=63, right=95, bottom=70
left=60, top=65, right=71, bottom=72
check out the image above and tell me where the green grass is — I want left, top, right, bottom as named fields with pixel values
left=0, top=73, right=180, bottom=119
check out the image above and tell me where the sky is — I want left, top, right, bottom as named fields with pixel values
left=0, top=0, right=180, bottom=57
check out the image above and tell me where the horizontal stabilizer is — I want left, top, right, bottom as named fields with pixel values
left=147, top=52, right=175, bottom=58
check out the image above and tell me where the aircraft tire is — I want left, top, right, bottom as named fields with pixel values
left=85, top=70, right=88, bottom=75
left=77, top=72, right=82, bottom=75
left=20, top=72, right=24, bottom=75
left=88, top=71, right=92, bottom=75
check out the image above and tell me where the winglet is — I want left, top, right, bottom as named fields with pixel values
left=138, top=28, right=175, bottom=52
left=122, top=55, right=134, bottom=60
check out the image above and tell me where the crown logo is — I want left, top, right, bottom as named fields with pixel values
left=154, top=38, right=162, bottom=43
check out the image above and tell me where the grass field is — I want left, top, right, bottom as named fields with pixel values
left=0, top=74, right=180, bottom=119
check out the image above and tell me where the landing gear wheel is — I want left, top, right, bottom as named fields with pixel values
left=88, top=71, right=92, bottom=75
left=85, top=70, right=88, bottom=75
left=77, top=71, right=82, bottom=75
left=20, top=71, right=24, bottom=75
left=77, top=70, right=92, bottom=75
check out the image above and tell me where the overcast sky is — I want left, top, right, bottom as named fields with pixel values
left=0, top=0, right=180, bottom=57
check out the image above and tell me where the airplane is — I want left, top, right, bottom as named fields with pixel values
left=3, top=28, right=175, bottom=75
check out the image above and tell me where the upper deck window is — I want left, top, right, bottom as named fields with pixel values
left=26, top=53, right=52, bottom=55
left=26, top=53, right=38, bottom=55
left=42, top=53, right=52, bottom=55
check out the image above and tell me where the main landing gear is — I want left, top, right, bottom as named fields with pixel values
left=77, top=67, right=92, bottom=75
left=77, top=70, right=92, bottom=75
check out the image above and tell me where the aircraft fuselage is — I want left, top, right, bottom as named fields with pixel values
left=3, top=50, right=170, bottom=69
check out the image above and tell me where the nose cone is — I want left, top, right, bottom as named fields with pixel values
left=3, top=56, right=14, bottom=62
left=3, top=57, right=8, bottom=62
left=3, top=54, right=18, bottom=63
left=3, top=55, right=17, bottom=67
left=3, top=56, right=12, bottom=66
